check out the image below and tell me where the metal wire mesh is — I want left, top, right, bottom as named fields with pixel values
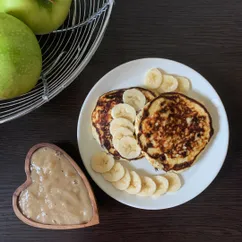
left=0, top=0, right=114, bottom=124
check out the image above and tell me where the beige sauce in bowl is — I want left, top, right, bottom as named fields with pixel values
left=19, top=147, right=93, bottom=225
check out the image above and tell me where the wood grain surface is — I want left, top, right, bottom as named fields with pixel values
left=0, top=0, right=242, bottom=241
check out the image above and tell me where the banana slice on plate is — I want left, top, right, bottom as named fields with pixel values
left=102, top=161, right=125, bottom=182
left=126, top=171, right=142, bottom=194
left=112, top=127, right=134, bottom=150
left=112, top=168, right=131, bottom=190
left=177, top=76, right=191, bottom=93
left=123, top=89, right=146, bottom=111
left=115, top=136, right=141, bottom=159
left=109, top=118, right=134, bottom=136
left=91, top=151, right=115, bottom=173
left=144, top=68, right=162, bottom=89
left=111, top=103, right=136, bottom=122
left=152, top=175, right=169, bottom=198
left=137, top=176, right=157, bottom=197
left=158, top=74, right=178, bottom=93
left=164, top=173, right=182, bottom=192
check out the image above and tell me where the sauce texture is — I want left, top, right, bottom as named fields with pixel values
left=19, top=147, right=93, bottom=225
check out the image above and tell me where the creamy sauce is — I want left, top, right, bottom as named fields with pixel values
left=19, top=147, right=93, bottom=225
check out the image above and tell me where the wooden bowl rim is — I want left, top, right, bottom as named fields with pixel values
left=12, top=143, right=99, bottom=230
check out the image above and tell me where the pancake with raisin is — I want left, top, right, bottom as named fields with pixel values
left=136, top=92, right=213, bottom=172
left=92, top=87, right=156, bottom=160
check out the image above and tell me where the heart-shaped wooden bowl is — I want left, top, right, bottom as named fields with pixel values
left=12, top=143, right=99, bottom=230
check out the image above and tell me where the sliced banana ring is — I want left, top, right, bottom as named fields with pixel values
left=111, top=103, right=136, bottom=123
left=112, top=127, right=134, bottom=150
left=112, top=168, right=131, bottom=190
left=109, top=118, right=134, bottom=136
left=91, top=151, right=115, bottom=173
left=102, top=161, right=125, bottom=182
left=152, top=175, right=169, bottom=198
left=164, top=172, right=181, bottom=192
left=123, top=88, right=146, bottom=112
left=177, top=76, right=191, bottom=93
left=126, top=171, right=142, bottom=194
left=115, top=136, right=141, bottom=159
left=158, top=74, right=178, bottom=93
left=138, top=176, right=157, bottom=197
left=144, top=68, right=163, bottom=89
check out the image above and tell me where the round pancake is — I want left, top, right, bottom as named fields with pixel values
left=136, top=92, right=213, bottom=172
left=91, top=87, right=156, bottom=160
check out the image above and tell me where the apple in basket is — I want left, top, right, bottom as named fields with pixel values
left=0, top=0, right=73, bottom=34
left=0, top=13, right=42, bottom=99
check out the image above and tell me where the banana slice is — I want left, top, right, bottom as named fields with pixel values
left=115, top=136, right=141, bottom=159
left=109, top=118, right=134, bottom=136
left=91, top=151, right=115, bottom=173
left=111, top=103, right=136, bottom=122
left=112, top=127, right=134, bottom=140
left=102, top=161, right=125, bottom=182
left=152, top=175, right=169, bottom=198
left=112, top=127, right=134, bottom=150
left=177, top=76, right=190, bottom=93
left=137, top=176, right=157, bottom=197
left=123, top=89, right=146, bottom=111
left=164, top=173, right=182, bottom=192
left=158, top=74, right=178, bottom=93
left=144, top=68, right=163, bottom=89
left=112, top=168, right=131, bottom=190
left=126, top=171, right=142, bottom=194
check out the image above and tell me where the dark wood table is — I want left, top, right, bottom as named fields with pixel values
left=1, top=0, right=242, bottom=241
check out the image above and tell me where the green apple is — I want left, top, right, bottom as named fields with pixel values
left=0, top=13, right=42, bottom=99
left=0, top=0, right=72, bottom=35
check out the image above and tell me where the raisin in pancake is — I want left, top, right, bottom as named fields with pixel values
left=136, top=92, right=213, bottom=172
left=92, top=87, right=156, bottom=160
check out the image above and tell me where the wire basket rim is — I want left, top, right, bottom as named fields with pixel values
left=0, top=0, right=114, bottom=124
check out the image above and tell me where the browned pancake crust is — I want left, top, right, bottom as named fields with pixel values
left=137, top=92, right=213, bottom=171
left=92, top=87, right=156, bottom=160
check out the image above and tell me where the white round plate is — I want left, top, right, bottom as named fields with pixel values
left=77, top=58, right=229, bottom=210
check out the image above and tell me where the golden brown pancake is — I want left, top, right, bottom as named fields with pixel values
left=92, top=87, right=156, bottom=160
left=136, top=92, right=213, bottom=172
